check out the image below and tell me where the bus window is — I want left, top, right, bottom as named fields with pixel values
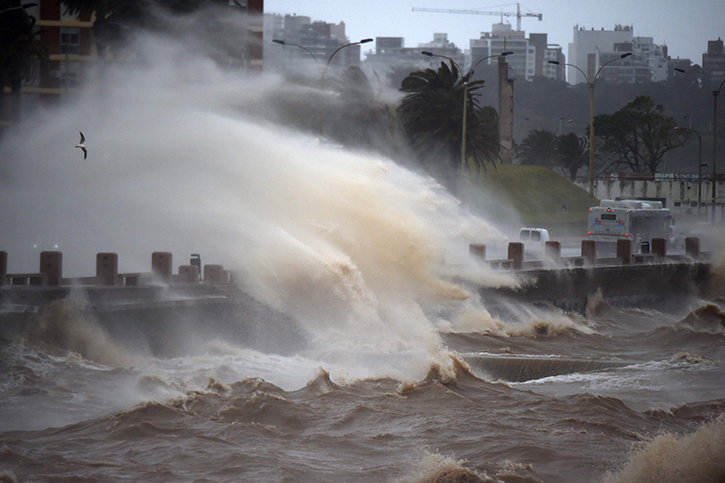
left=601, top=213, right=617, bottom=221
left=531, top=231, right=541, bottom=241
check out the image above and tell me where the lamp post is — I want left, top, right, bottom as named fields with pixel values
left=422, top=50, right=512, bottom=171
left=273, top=38, right=372, bottom=137
left=319, top=38, right=372, bottom=136
left=549, top=52, right=632, bottom=197
left=712, top=78, right=725, bottom=211
left=272, top=39, right=319, bottom=64
left=674, top=126, right=704, bottom=213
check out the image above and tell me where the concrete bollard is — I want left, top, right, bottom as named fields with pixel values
left=152, top=252, right=172, bottom=282
left=204, top=264, right=227, bottom=285
left=685, top=237, right=700, bottom=259
left=469, top=243, right=486, bottom=262
left=651, top=238, right=667, bottom=258
left=0, top=251, right=6, bottom=286
left=40, top=251, right=62, bottom=286
left=581, top=240, right=596, bottom=266
left=96, top=252, right=118, bottom=286
left=508, top=242, right=523, bottom=270
left=616, top=238, right=632, bottom=265
left=178, top=265, right=200, bottom=284
left=544, top=241, right=561, bottom=265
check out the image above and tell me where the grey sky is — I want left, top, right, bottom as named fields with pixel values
left=265, top=1, right=724, bottom=68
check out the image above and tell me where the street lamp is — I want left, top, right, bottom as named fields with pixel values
left=674, top=126, right=704, bottom=213
left=422, top=50, right=513, bottom=171
left=712, top=78, right=725, bottom=210
left=272, top=39, right=319, bottom=64
left=319, top=38, right=372, bottom=136
left=549, top=52, right=632, bottom=197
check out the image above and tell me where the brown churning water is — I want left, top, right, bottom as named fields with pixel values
left=1, top=27, right=725, bottom=483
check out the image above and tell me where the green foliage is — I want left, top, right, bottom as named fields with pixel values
left=0, top=4, right=48, bottom=121
left=517, top=129, right=557, bottom=167
left=0, top=6, right=48, bottom=86
left=469, top=163, right=593, bottom=226
left=518, top=129, right=588, bottom=181
left=397, top=61, right=499, bottom=188
left=594, top=95, right=687, bottom=174
left=555, top=133, right=588, bottom=181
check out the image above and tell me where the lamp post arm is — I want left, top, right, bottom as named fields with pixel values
left=421, top=51, right=461, bottom=74
left=272, top=40, right=318, bottom=64
left=326, top=39, right=372, bottom=68
left=468, top=52, right=513, bottom=77
left=593, top=52, right=633, bottom=86
left=318, top=38, right=371, bottom=137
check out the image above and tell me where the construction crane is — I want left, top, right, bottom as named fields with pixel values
left=412, top=3, right=542, bottom=32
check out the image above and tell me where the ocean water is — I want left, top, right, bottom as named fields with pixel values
left=1, top=32, right=725, bottom=483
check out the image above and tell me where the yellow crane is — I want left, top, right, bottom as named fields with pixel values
left=412, top=3, right=542, bottom=32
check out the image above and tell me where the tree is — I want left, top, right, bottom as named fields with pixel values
left=593, top=95, right=687, bottom=174
left=0, top=3, right=48, bottom=122
left=517, top=129, right=557, bottom=167
left=555, top=133, right=588, bottom=181
left=397, top=61, right=499, bottom=187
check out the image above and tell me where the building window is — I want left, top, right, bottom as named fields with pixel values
left=60, top=61, right=80, bottom=88
left=60, top=27, right=80, bottom=55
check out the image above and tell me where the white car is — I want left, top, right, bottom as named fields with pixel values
left=518, top=227, right=550, bottom=253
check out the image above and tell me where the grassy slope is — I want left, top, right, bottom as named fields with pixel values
left=466, top=164, right=596, bottom=237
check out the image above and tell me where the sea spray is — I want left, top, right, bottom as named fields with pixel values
left=0, top=33, right=515, bottom=383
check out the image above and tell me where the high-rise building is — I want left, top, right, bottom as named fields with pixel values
left=265, top=14, right=361, bottom=74
left=362, top=33, right=465, bottom=88
left=469, top=25, right=564, bottom=81
left=703, top=37, right=725, bottom=86
left=632, top=36, right=669, bottom=82
left=568, top=25, right=634, bottom=84
left=470, top=23, right=530, bottom=79
left=568, top=25, right=668, bottom=84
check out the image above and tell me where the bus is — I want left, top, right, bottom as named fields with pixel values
left=587, top=199, right=672, bottom=254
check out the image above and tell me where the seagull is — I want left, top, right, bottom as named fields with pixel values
left=75, top=131, right=87, bottom=159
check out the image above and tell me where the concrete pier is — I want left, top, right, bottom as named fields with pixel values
left=467, top=236, right=712, bottom=312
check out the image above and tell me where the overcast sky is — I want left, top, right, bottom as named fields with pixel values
left=264, top=0, right=724, bottom=66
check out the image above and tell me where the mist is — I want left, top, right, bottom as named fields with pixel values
left=0, top=30, right=522, bottom=380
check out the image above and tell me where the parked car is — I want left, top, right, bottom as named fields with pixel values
left=518, top=227, right=550, bottom=253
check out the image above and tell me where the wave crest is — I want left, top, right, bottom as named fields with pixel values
left=602, top=413, right=725, bottom=483
left=392, top=452, right=492, bottom=483
left=676, top=304, right=725, bottom=333
left=24, top=300, right=141, bottom=367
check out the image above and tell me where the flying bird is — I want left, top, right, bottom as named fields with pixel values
left=75, top=131, right=87, bottom=159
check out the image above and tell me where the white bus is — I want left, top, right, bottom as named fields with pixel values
left=587, top=199, right=672, bottom=254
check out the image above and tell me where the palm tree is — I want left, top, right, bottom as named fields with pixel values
left=517, top=129, right=557, bottom=167
left=397, top=61, right=499, bottom=187
left=0, top=4, right=48, bottom=122
left=555, top=132, right=588, bottom=181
